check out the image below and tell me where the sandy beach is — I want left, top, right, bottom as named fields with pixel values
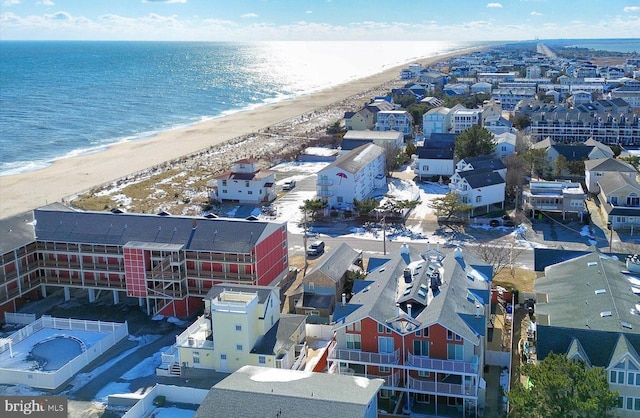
left=0, top=47, right=480, bottom=219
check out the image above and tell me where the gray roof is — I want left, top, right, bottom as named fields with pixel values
left=536, top=252, right=640, bottom=334
left=597, top=171, right=640, bottom=196
left=0, top=210, right=36, bottom=254
left=461, top=171, right=505, bottom=189
left=584, top=157, right=637, bottom=173
left=459, top=155, right=506, bottom=171
left=535, top=252, right=640, bottom=366
left=305, top=242, right=361, bottom=284
left=334, top=246, right=491, bottom=345
left=33, top=205, right=284, bottom=254
left=251, top=314, right=306, bottom=355
left=324, top=144, right=385, bottom=175
left=194, top=365, right=383, bottom=418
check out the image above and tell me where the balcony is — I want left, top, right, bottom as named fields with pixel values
left=407, top=353, right=478, bottom=374
left=317, top=189, right=333, bottom=198
left=408, top=376, right=477, bottom=397
left=329, top=363, right=402, bottom=389
left=316, top=179, right=334, bottom=186
left=328, top=341, right=400, bottom=365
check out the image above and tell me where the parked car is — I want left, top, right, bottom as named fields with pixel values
left=306, top=240, right=325, bottom=256
left=282, top=180, right=296, bottom=191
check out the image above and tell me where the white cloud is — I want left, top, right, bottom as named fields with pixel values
left=486, top=2, right=503, bottom=8
left=3, top=0, right=21, bottom=6
left=241, top=13, right=258, bottom=18
left=624, top=6, right=640, bottom=12
left=45, top=11, right=71, bottom=21
left=306, top=10, right=312, bottom=14
left=37, top=0, right=54, bottom=5
left=530, top=11, right=542, bottom=16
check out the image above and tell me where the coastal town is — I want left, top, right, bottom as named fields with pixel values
left=1, top=41, right=640, bottom=418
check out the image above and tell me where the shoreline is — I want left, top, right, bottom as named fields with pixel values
left=0, top=46, right=484, bottom=219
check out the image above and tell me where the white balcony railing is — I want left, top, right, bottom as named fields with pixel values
left=408, top=376, right=477, bottom=397
left=407, top=353, right=478, bottom=374
left=328, top=341, right=400, bottom=365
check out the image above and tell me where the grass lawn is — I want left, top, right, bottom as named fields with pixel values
left=493, top=267, right=538, bottom=293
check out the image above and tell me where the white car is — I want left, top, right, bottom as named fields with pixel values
left=282, top=180, right=296, bottom=191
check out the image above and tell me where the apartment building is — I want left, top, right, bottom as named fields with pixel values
left=329, top=245, right=491, bottom=417
left=0, top=204, right=289, bottom=318
left=209, top=159, right=276, bottom=204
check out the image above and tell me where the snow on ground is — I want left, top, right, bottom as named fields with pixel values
left=270, top=161, right=329, bottom=174
left=61, top=335, right=161, bottom=395
left=94, top=382, right=132, bottom=402
left=152, top=406, right=196, bottom=418
left=412, top=181, right=449, bottom=219
left=120, top=346, right=170, bottom=381
left=0, top=328, right=108, bottom=371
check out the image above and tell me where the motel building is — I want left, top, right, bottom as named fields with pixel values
left=0, top=204, right=289, bottom=318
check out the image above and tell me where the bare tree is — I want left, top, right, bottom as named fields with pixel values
left=471, top=239, right=525, bottom=277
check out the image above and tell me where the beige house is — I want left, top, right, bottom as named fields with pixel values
left=596, top=172, right=640, bottom=230
left=523, top=180, right=587, bottom=220
left=289, top=243, right=363, bottom=321
left=344, top=108, right=375, bottom=131
left=584, top=158, right=637, bottom=194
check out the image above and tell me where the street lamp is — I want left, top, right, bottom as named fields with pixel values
left=607, top=221, right=613, bottom=253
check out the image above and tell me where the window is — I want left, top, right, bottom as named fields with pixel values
left=193, top=351, right=200, bottom=364
left=378, top=323, right=384, bottom=333
left=627, top=194, right=640, bottom=206
left=418, top=370, right=430, bottom=377
left=259, top=356, right=266, bottom=364
left=245, top=181, right=250, bottom=187
left=476, top=195, right=482, bottom=203
left=379, top=366, right=390, bottom=373
left=447, top=330, right=454, bottom=340
left=346, top=334, right=361, bottom=350
left=378, top=336, right=394, bottom=354
left=248, top=191, right=253, bottom=195
left=447, top=343, right=463, bottom=360
left=422, top=165, right=429, bottom=172
left=221, top=354, right=227, bottom=360
left=236, top=344, right=243, bottom=351
left=222, top=180, right=227, bottom=186
left=413, top=340, right=429, bottom=357
left=610, top=370, right=625, bottom=384
left=222, top=189, right=227, bottom=193
left=235, top=325, right=242, bottom=331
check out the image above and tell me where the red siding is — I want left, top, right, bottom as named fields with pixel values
left=254, top=227, right=287, bottom=285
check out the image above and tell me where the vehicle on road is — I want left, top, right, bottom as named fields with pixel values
left=282, top=180, right=296, bottom=191
left=306, top=240, right=325, bottom=256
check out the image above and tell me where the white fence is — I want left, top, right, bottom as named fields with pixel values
left=119, top=384, right=209, bottom=418
left=4, top=312, right=36, bottom=325
left=0, top=316, right=128, bottom=390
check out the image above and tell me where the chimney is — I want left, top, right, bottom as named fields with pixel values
left=407, top=303, right=412, bottom=317
left=341, top=293, right=346, bottom=306
left=454, top=247, right=463, bottom=259
left=475, top=303, right=482, bottom=318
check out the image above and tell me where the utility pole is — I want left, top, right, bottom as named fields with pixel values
left=382, top=216, right=386, bottom=255
left=607, top=221, right=613, bottom=253
left=303, top=210, right=308, bottom=273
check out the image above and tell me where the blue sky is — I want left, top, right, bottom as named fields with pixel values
left=1, top=0, right=639, bottom=41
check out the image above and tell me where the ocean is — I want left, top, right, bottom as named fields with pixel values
left=0, top=40, right=479, bottom=177
left=554, top=38, right=640, bottom=54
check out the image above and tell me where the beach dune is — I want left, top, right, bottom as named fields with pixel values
left=0, top=48, right=478, bottom=219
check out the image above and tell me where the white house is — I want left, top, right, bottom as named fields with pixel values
left=375, top=110, right=413, bottom=137
left=413, top=146, right=455, bottom=180
left=493, top=132, right=517, bottom=159
left=209, top=159, right=276, bottom=204
left=451, top=108, right=482, bottom=134
left=317, top=143, right=386, bottom=209
left=483, top=115, right=513, bottom=135
left=568, top=90, right=592, bottom=107
left=449, top=170, right=506, bottom=215
left=422, top=107, right=451, bottom=138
